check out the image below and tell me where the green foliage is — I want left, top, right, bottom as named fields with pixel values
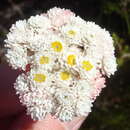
left=103, top=0, right=130, bottom=35
left=102, top=0, right=130, bottom=67
left=103, top=1, right=121, bottom=15
left=112, top=33, right=130, bottom=66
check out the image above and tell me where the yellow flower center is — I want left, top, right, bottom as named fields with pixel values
left=39, top=56, right=49, bottom=64
left=33, top=74, right=46, bottom=83
left=60, top=71, right=71, bottom=80
left=51, top=41, right=63, bottom=52
left=67, top=55, right=76, bottom=66
left=82, top=61, right=93, bottom=71
left=68, top=30, right=76, bottom=36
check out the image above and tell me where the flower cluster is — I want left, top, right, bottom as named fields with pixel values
left=5, top=7, right=117, bottom=121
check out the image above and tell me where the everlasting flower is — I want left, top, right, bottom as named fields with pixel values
left=5, top=7, right=117, bottom=122
left=5, top=44, right=28, bottom=70
left=56, top=106, right=74, bottom=121
left=28, top=15, right=51, bottom=30
left=47, top=7, right=75, bottom=27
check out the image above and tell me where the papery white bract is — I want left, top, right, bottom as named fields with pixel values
left=5, top=7, right=117, bottom=122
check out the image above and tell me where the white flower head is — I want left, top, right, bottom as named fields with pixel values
left=76, top=80, right=94, bottom=98
left=32, top=49, right=57, bottom=71
left=54, top=86, right=77, bottom=106
left=53, top=68, right=77, bottom=89
left=27, top=99, right=53, bottom=120
left=76, top=97, right=92, bottom=116
left=77, top=56, right=98, bottom=80
left=28, top=15, right=51, bottom=31
left=60, top=25, right=85, bottom=45
left=5, top=44, right=28, bottom=70
left=60, top=24, right=80, bottom=38
left=55, top=106, right=74, bottom=121
left=5, top=20, right=27, bottom=45
left=27, top=68, right=53, bottom=92
left=14, top=73, right=29, bottom=94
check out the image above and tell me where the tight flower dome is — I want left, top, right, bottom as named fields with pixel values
left=5, top=7, right=117, bottom=122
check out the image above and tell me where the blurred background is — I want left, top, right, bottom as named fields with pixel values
left=0, top=0, right=130, bottom=130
